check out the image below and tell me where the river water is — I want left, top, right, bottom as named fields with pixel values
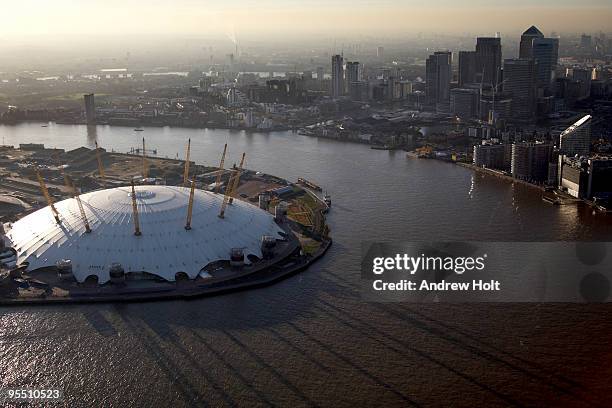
left=0, top=123, right=610, bottom=406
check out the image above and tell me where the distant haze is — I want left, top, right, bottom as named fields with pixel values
left=3, top=0, right=611, bottom=40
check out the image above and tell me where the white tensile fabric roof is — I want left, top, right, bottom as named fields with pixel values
left=6, top=185, right=284, bottom=283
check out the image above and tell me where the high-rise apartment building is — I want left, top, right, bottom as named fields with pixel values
left=511, top=142, right=554, bottom=182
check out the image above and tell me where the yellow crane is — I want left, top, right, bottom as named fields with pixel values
left=142, top=137, right=148, bottom=179
left=94, top=141, right=106, bottom=187
left=65, top=174, right=92, bottom=233
left=130, top=180, right=142, bottom=236
left=218, top=152, right=245, bottom=219
left=184, top=179, right=196, bottom=230
left=214, top=143, right=227, bottom=193
left=182, top=138, right=191, bottom=187
left=35, top=168, right=61, bottom=224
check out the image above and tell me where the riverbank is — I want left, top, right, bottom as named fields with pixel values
left=456, top=162, right=545, bottom=192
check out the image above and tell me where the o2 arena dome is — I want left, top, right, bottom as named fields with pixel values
left=4, top=185, right=284, bottom=283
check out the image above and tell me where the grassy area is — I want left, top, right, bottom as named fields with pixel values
left=300, top=239, right=321, bottom=255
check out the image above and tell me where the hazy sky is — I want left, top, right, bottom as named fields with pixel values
left=3, top=0, right=611, bottom=40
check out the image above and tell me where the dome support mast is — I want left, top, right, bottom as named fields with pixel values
left=66, top=174, right=92, bottom=233
left=218, top=152, right=245, bottom=219
left=130, top=181, right=142, bottom=236
left=228, top=153, right=246, bottom=205
left=182, top=138, right=191, bottom=187
left=214, top=143, right=227, bottom=193
left=35, top=168, right=61, bottom=224
left=185, top=179, right=196, bottom=230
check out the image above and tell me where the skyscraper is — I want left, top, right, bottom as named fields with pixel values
left=425, top=51, right=452, bottom=108
left=503, top=58, right=537, bottom=122
left=458, top=51, right=477, bottom=86
left=83, top=93, right=96, bottom=125
left=475, top=37, right=502, bottom=87
left=345, top=62, right=361, bottom=88
left=532, top=37, right=559, bottom=90
left=331, top=54, right=344, bottom=98
left=316, top=67, right=324, bottom=81
left=519, top=26, right=544, bottom=59
left=572, top=68, right=592, bottom=99
left=345, top=61, right=363, bottom=101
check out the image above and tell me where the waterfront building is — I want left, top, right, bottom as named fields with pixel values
left=473, top=142, right=512, bottom=171
left=331, top=54, right=344, bottom=98
left=84, top=93, right=96, bottom=125
left=559, top=115, right=592, bottom=157
left=558, top=155, right=612, bottom=199
left=503, top=58, right=537, bottom=122
left=425, top=51, right=452, bottom=108
left=511, top=142, right=554, bottom=182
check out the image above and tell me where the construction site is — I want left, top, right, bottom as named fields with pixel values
left=0, top=139, right=331, bottom=304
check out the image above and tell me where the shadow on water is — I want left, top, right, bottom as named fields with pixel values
left=81, top=309, right=117, bottom=337
left=323, top=272, right=595, bottom=406
left=86, top=125, right=98, bottom=148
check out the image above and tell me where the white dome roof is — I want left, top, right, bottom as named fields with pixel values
left=5, top=185, right=284, bottom=283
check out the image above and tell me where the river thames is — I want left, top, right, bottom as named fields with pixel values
left=0, top=122, right=610, bottom=406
